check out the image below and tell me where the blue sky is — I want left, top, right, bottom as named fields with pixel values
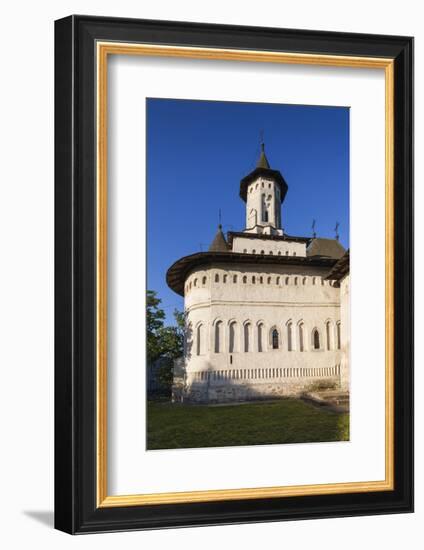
left=147, top=98, right=349, bottom=324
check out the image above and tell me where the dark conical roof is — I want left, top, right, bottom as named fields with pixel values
left=239, top=142, right=288, bottom=203
left=257, top=142, right=270, bottom=169
left=208, top=225, right=229, bottom=252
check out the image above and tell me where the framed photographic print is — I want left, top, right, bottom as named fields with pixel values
left=54, top=15, right=413, bottom=534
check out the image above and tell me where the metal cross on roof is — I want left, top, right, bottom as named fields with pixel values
left=335, top=221, right=340, bottom=240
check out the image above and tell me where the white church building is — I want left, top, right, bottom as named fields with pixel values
left=167, top=144, right=350, bottom=403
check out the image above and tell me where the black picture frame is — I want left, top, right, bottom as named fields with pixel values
left=55, top=15, right=414, bottom=534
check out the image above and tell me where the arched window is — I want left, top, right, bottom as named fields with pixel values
left=302, top=277, right=307, bottom=285
left=244, top=323, right=251, bottom=352
left=326, top=321, right=331, bottom=350
left=312, top=277, right=316, bottom=285
left=313, top=329, right=320, bottom=350
left=252, top=249, right=256, bottom=254
left=233, top=274, right=237, bottom=283
left=202, top=276, right=207, bottom=285
left=215, top=274, right=219, bottom=283
left=261, top=250, right=265, bottom=255
left=214, top=321, right=222, bottom=353
left=257, top=323, right=264, bottom=352
left=269, top=251, right=273, bottom=255
left=267, top=276, right=272, bottom=284
left=185, top=323, right=193, bottom=357
left=287, top=322, right=293, bottom=351
left=196, top=324, right=204, bottom=356
left=294, top=277, right=298, bottom=285
left=276, top=276, right=280, bottom=285
left=243, top=276, right=247, bottom=284
left=293, top=252, right=297, bottom=256
left=285, top=251, right=289, bottom=256
left=229, top=321, right=237, bottom=353
left=252, top=276, right=256, bottom=284
left=259, top=276, right=263, bottom=284
left=336, top=321, right=341, bottom=349
left=243, top=249, right=247, bottom=253
left=271, top=329, right=279, bottom=350
left=194, top=278, right=197, bottom=287
left=285, top=276, right=290, bottom=285
left=261, top=194, right=268, bottom=222
left=223, top=274, right=227, bottom=283
left=298, top=323, right=305, bottom=352
left=278, top=251, right=281, bottom=256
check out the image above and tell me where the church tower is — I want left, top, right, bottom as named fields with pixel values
left=239, top=143, right=288, bottom=236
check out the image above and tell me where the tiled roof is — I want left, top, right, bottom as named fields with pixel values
left=307, top=238, right=346, bottom=260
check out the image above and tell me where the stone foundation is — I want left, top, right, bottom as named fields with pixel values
left=174, top=372, right=341, bottom=404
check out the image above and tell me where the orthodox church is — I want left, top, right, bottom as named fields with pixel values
left=167, top=144, right=350, bottom=403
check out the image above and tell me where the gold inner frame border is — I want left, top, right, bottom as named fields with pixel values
left=96, top=42, right=394, bottom=508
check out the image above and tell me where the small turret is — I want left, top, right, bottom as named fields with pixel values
left=208, top=224, right=229, bottom=252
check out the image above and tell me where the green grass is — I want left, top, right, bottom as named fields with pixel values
left=147, top=399, right=349, bottom=450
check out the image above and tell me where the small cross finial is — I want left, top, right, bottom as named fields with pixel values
left=312, top=219, right=317, bottom=238
left=334, top=221, right=340, bottom=240
left=218, top=208, right=222, bottom=229
left=260, top=129, right=264, bottom=151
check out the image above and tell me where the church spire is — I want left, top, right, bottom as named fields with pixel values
left=257, top=141, right=270, bottom=169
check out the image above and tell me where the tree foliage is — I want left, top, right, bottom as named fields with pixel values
left=146, top=290, right=166, bottom=363
left=158, top=309, right=185, bottom=359
left=147, top=290, right=185, bottom=389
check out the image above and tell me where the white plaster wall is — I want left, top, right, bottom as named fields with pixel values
left=232, top=235, right=306, bottom=256
left=340, top=273, right=350, bottom=391
left=183, top=262, right=343, bottom=398
left=245, top=176, right=281, bottom=231
left=185, top=262, right=338, bottom=308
